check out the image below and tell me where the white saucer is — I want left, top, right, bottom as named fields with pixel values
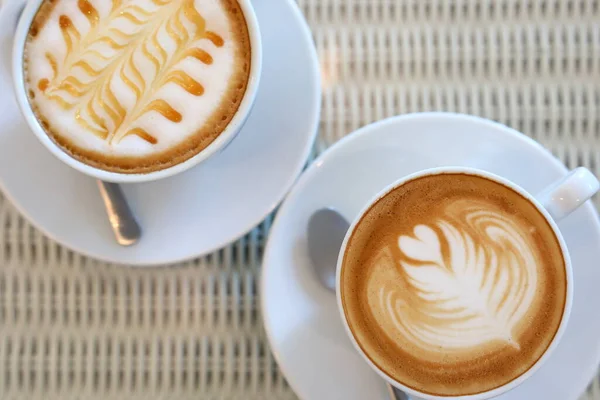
left=262, top=113, right=600, bottom=400
left=0, top=0, right=320, bottom=265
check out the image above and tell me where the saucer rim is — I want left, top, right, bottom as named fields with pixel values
left=261, top=112, right=600, bottom=400
left=0, top=0, right=322, bottom=266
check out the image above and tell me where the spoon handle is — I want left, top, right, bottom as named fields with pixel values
left=387, top=383, right=412, bottom=400
left=97, top=180, right=141, bottom=246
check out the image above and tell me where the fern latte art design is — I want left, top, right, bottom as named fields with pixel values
left=340, top=173, right=567, bottom=396
left=23, top=0, right=251, bottom=173
left=376, top=199, right=539, bottom=352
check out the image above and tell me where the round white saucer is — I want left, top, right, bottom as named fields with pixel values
left=262, top=113, right=600, bottom=400
left=0, top=0, right=320, bottom=265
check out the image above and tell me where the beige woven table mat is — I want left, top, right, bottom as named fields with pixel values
left=1, top=0, right=600, bottom=399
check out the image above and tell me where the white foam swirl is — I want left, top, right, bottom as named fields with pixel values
left=367, top=199, right=538, bottom=352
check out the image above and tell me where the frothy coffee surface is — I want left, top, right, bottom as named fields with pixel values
left=24, top=0, right=251, bottom=173
left=340, top=174, right=566, bottom=396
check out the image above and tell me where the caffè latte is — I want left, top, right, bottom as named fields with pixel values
left=340, top=173, right=567, bottom=396
left=23, top=0, right=251, bottom=173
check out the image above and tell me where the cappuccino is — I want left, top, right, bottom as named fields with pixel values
left=23, top=0, right=251, bottom=173
left=340, top=173, right=567, bottom=396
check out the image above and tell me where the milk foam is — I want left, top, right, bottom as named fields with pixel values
left=342, top=174, right=567, bottom=396
left=367, top=198, right=538, bottom=353
left=25, top=0, right=238, bottom=158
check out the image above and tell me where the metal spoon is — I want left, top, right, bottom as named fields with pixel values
left=307, top=208, right=411, bottom=400
left=97, top=180, right=141, bottom=246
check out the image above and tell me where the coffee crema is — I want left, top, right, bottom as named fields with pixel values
left=340, top=173, right=567, bottom=396
left=24, top=0, right=251, bottom=173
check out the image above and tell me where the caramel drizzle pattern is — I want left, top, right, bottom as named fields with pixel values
left=36, top=0, right=225, bottom=145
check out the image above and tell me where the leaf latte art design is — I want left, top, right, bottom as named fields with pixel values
left=35, top=0, right=225, bottom=145
left=368, top=199, right=538, bottom=352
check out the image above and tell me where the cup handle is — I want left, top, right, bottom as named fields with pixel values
left=535, top=167, right=599, bottom=222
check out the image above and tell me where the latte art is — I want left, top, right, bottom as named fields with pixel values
left=370, top=199, right=538, bottom=356
left=24, top=0, right=251, bottom=173
left=37, top=0, right=223, bottom=146
left=340, top=173, right=567, bottom=396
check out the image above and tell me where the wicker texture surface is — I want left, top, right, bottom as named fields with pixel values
left=1, top=0, right=600, bottom=399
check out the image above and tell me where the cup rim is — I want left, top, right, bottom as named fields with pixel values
left=12, top=0, right=262, bottom=184
left=335, top=166, right=574, bottom=400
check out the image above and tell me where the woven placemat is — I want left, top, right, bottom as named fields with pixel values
left=1, top=0, right=599, bottom=399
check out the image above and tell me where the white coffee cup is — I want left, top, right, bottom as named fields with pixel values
left=336, top=166, right=599, bottom=400
left=12, top=0, right=262, bottom=184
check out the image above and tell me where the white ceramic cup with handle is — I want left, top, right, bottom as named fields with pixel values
left=336, top=165, right=599, bottom=400
left=12, top=0, right=262, bottom=184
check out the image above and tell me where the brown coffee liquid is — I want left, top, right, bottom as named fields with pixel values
left=340, top=173, right=566, bottom=396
